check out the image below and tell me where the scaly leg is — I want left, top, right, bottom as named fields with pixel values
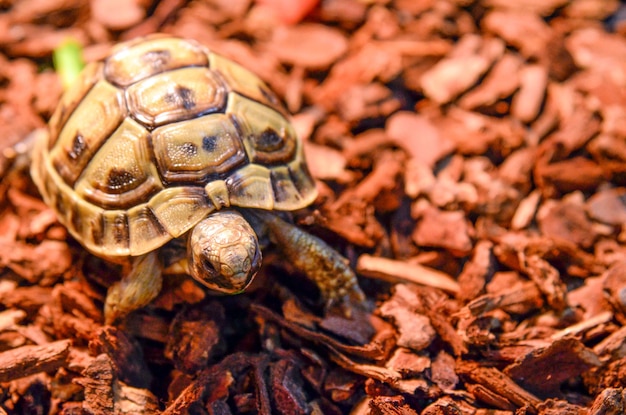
left=247, top=210, right=365, bottom=314
left=104, top=251, right=162, bottom=325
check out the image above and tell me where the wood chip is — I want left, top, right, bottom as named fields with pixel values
left=588, top=388, right=626, bottom=415
left=458, top=52, right=523, bottom=109
left=537, top=199, right=597, bottom=248
left=420, top=35, right=505, bottom=104
left=386, top=112, right=456, bottom=167
left=357, top=254, right=460, bottom=293
left=0, top=339, right=70, bottom=382
left=412, top=205, right=474, bottom=256
left=505, top=337, right=601, bottom=396
left=267, top=23, right=348, bottom=69
left=511, top=64, right=548, bottom=123
left=91, top=0, right=145, bottom=30
left=458, top=361, right=542, bottom=409
left=483, top=10, right=552, bottom=58
left=586, top=188, right=626, bottom=225
left=379, top=285, right=436, bottom=352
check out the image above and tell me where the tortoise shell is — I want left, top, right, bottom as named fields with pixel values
left=31, top=34, right=317, bottom=258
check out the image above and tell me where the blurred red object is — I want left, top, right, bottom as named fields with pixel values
left=255, top=0, right=320, bottom=24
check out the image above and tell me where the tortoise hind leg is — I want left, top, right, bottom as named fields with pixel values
left=104, top=251, right=162, bottom=325
left=248, top=210, right=365, bottom=315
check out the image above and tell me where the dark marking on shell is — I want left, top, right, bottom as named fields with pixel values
left=59, top=105, right=67, bottom=122
left=202, top=135, right=218, bottom=153
left=256, top=128, right=283, bottom=152
left=145, top=133, right=160, bottom=172
left=141, top=49, right=171, bottom=69
left=54, top=194, right=66, bottom=226
left=289, top=160, right=314, bottom=196
left=164, top=86, right=196, bottom=110
left=54, top=104, right=68, bottom=136
left=68, top=197, right=83, bottom=236
left=227, top=114, right=251, bottom=165
left=92, top=216, right=104, bottom=246
left=258, top=85, right=280, bottom=107
left=106, top=168, right=137, bottom=192
left=112, top=214, right=129, bottom=243
left=91, top=213, right=130, bottom=248
left=270, top=169, right=291, bottom=203
left=68, top=133, right=87, bottom=160
left=141, top=206, right=167, bottom=238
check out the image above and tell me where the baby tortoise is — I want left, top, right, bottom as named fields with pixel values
left=31, top=34, right=364, bottom=324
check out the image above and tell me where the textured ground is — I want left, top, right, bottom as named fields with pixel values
left=1, top=0, right=626, bottom=414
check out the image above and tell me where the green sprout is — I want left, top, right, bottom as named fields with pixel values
left=52, top=39, right=85, bottom=90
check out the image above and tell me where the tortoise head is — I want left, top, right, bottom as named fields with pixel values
left=188, top=210, right=261, bottom=294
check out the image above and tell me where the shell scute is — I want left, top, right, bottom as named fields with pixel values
left=225, top=164, right=274, bottom=209
left=226, top=93, right=297, bottom=165
left=127, top=205, right=170, bottom=256
left=149, top=187, right=214, bottom=238
left=98, top=211, right=130, bottom=253
left=287, top=157, right=317, bottom=201
left=209, top=53, right=285, bottom=116
left=152, top=113, right=245, bottom=183
left=48, top=62, right=104, bottom=143
left=87, top=210, right=131, bottom=256
left=73, top=118, right=163, bottom=209
left=105, top=35, right=209, bottom=87
left=204, top=180, right=230, bottom=210
left=126, top=67, right=227, bottom=128
left=270, top=165, right=305, bottom=208
left=50, top=80, right=126, bottom=186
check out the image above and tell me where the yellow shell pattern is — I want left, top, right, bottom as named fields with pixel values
left=31, top=35, right=317, bottom=258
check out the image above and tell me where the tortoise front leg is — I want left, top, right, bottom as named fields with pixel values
left=104, top=251, right=162, bottom=325
left=249, top=210, right=365, bottom=314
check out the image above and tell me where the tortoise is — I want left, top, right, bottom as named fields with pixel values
left=30, top=34, right=364, bottom=324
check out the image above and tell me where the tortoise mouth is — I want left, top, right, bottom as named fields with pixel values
left=192, top=249, right=260, bottom=294
left=196, top=273, right=254, bottom=294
